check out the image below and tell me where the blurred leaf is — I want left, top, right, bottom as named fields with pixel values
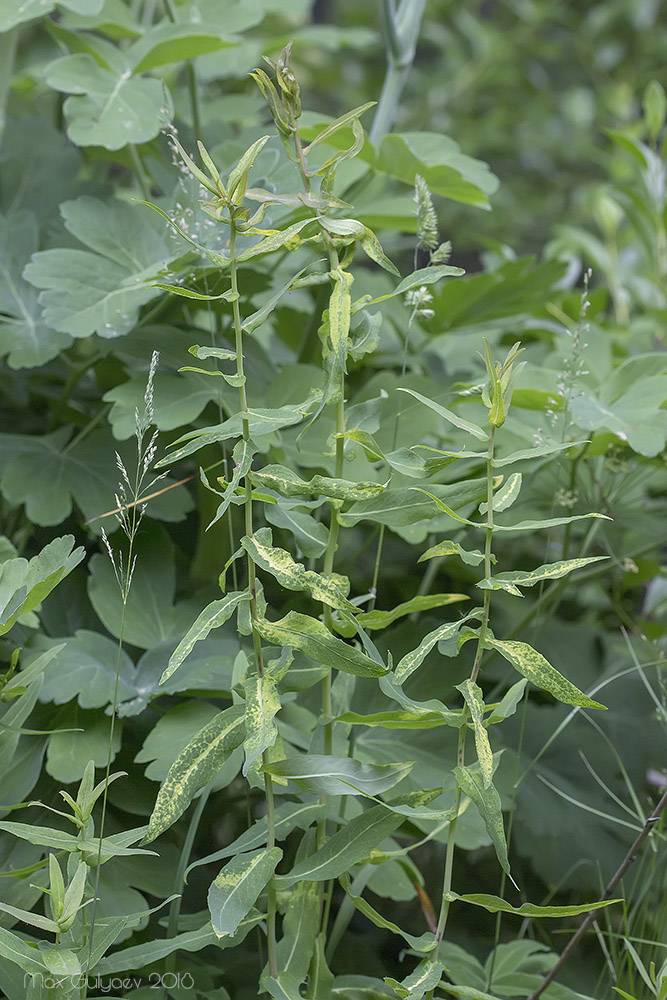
left=263, top=754, right=413, bottom=796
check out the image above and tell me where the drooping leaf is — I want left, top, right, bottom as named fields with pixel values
left=394, top=615, right=475, bottom=685
left=242, top=528, right=357, bottom=614
left=242, top=672, right=280, bottom=776
left=143, top=705, right=245, bottom=843
left=456, top=679, right=493, bottom=788
left=254, top=612, right=388, bottom=678
left=336, top=710, right=456, bottom=730
left=366, top=264, right=464, bottom=305
left=263, top=754, right=413, bottom=797
left=208, top=847, right=282, bottom=938
left=485, top=639, right=607, bottom=709
left=265, top=505, right=329, bottom=558
left=184, top=802, right=325, bottom=882
left=418, top=539, right=486, bottom=566
left=479, top=472, right=522, bottom=514
left=339, top=873, right=435, bottom=954
left=275, top=805, right=403, bottom=888
left=454, top=762, right=510, bottom=876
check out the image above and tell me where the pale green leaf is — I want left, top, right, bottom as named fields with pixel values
left=418, top=539, right=485, bottom=566
left=479, top=472, right=521, bottom=515
left=339, top=873, right=435, bottom=953
left=243, top=672, right=280, bottom=776
left=45, top=54, right=172, bottom=149
left=254, top=612, right=388, bottom=678
left=275, top=805, right=403, bottom=888
left=457, top=679, right=493, bottom=788
left=143, top=705, right=245, bottom=843
left=485, top=638, right=607, bottom=709
left=478, top=557, right=608, bottom=596
left=0, top=925, right=47, bottom=975
left=265, top=505, right=329, bottom=558
left=454, top=762, right=510, bottom=875
left=251, top=464, right=384, bottom=502
left=336, top=710, right=455, bottom=730
left=208, top=847, right=282, bottom=937
left=366, top=265, right=464, bottom=305
left=275, top=881, right=320, bottom=986
left=338, top=479, right=488, bottom=528
left=385, top=958, right=444, bottom=999
left=356, top=593, right=467, bottom=630
left=184, top=802, right=325, bottom=882
left=242, top=529, right=357, bottom=614
left=397, top=388, right=488, bottom=441
left=395, top=615, right=475, bottom=685
left=161, top=591, right=248, bottom=684
left=263, top=754, right=413, bottom=797
left=126, top=23, right=235, bottom=73
left=444, top=891, right=621, bottom=918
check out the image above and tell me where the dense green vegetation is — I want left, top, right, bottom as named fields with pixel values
left=0, top=3, right=665, bottom=999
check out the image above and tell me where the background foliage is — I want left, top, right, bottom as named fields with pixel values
left=0, top=2, right=666, bottom=999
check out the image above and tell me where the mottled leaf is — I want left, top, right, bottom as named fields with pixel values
left=208, top=847, right=282, bottom=937
left=485, top=639, right=606, bottom=709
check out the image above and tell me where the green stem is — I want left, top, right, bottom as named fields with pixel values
left=164, top=786, right=211, bottom=974
left=0, top=27, right=19, bottom=150
left=370, top=0, right=428, bottom=145
left=229, top=219, right=278, bottom=979
left=129, top=144, right=151, bottom=199
left=427, top=426, right=495, bottom=983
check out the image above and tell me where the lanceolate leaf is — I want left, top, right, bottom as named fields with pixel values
left=485, top=639, right=606, bottom=709
left=275, top=881, right=320, bottom=986
left=454, top=763, right=510, bottom=876
left=336, top=710, right=457, bottom=730
left=338, top=479, right=489, bottom=528
left=254, top=612, right=388, bottom=677
left=339, top=873, right=435, bottom=954
left=385, top=958, right=445, bottom=999
left=242, top=672, right=280, bottom=776
left=184, top=803, right=325, bottom=882
left=356, top=593, right=467, bottom=630
left=208, top=848, right=282, bottom=938
left=0, top=925, right=47, bottom=976
left=275, top=805, right=403, bottom=888
left=443, top=892, right=621, bottom=918
left=161, top=591, right=248, bottom=684
left=156, top=406, right=312, bottom=465
left=456, top=679, right=493, bottom=788
left=143, top=705, right=245, bottom=843
left=366, top=264, right=464, bottom=304
left=263, top=755, right=413, bottom=796
left=479, top=472, right=521, bottom=514
left=242, top=529, right=357, bottom=614
left=251, top=464, right=385, bottom=501
left=418, top=539, right=486, bottom=566
left=395, top=615, right=476, bottom=685
left=397, top=388, right=489, bottom=441
left=478, top=556, right=608, bottom=596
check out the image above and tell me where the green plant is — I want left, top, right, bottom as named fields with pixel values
left=1, top=5, right=666, bottom=1000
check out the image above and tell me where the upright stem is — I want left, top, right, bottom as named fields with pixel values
left=427, top=426, right=495, bottom=983
left=0, top=27, right=18, bottom=150
left=163, top=0, right=201, bottom=138
left=370, top=0, right=428, bottom=145
left=164, top=786, right=211, bottom=973
left=229, top=221, right=278, bottom=978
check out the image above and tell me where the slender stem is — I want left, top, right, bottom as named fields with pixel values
left=527, top=787, right=667, bottom=999
left=129, top=144, right=151, bottom=199
left=163, top=0, right=201, bottom=138
left=427, top=425, right=495, bottom=986
left=164, top=786, right=211, bottom=973
left=0, top=27, right=19, bottom=150
left=229, top=219, right=278, bottom=979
